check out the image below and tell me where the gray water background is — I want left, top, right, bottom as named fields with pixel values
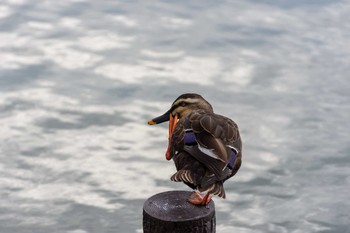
left=1, top=0, right=350, bottom=232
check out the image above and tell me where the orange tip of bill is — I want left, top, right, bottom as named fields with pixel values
left=148, top=120, right=156, bottom=125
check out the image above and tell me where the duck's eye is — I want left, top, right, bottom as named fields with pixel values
left=180, top=102, right=187, bottom=107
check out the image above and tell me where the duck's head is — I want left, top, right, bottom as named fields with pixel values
left=148, top=93, right=213, bottom=125
left=148, top=93, right=213, bottom=160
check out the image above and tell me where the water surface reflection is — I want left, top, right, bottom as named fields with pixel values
left=0, top=0, right=349, bottom=233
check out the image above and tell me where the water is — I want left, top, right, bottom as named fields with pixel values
left=1, top=0, right=349, bottom=232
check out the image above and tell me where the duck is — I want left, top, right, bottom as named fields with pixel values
left=148, top=93, right=242, bottom=205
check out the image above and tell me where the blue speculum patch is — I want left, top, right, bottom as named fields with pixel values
left=227, top=149, right=237, bottom=169
left=184, top=130, right=197, bottom=146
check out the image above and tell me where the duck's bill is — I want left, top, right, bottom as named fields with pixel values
left=148, top=109, right=171, bottom=125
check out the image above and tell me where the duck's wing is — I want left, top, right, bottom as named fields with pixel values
left=185, top=111, right=242, bottom=180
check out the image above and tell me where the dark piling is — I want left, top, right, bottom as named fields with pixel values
left=143, top=190, right=215, bottom=233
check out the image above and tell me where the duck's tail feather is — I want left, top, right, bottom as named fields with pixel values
left=170, top=170, right=195, bottom=184
left=199, top=182, right=226, bottom=199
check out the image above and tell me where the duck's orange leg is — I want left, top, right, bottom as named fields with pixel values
left=165, top=114, right=178, bottom=160
left=202, top=193, right=213, bottom=205
left=187, top=192, right=212, bottom=205
left=187, top=191, right=204, bottom=205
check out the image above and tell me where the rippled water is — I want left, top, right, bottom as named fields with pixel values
left=1, top=1, right=350, bottom=233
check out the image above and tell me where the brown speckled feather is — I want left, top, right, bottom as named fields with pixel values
left=170, top=109, right=242, bottom=198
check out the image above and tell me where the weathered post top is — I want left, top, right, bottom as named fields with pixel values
left=143, top=190, right=216, bottom=233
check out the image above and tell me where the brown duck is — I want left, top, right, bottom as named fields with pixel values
left=148, top=93, right=242, bottom=205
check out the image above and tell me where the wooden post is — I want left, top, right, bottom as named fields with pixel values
left=143, top=190, right=216, bottom=233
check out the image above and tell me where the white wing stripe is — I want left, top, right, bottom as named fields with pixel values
left=197, top=144, right=225, bottom=162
